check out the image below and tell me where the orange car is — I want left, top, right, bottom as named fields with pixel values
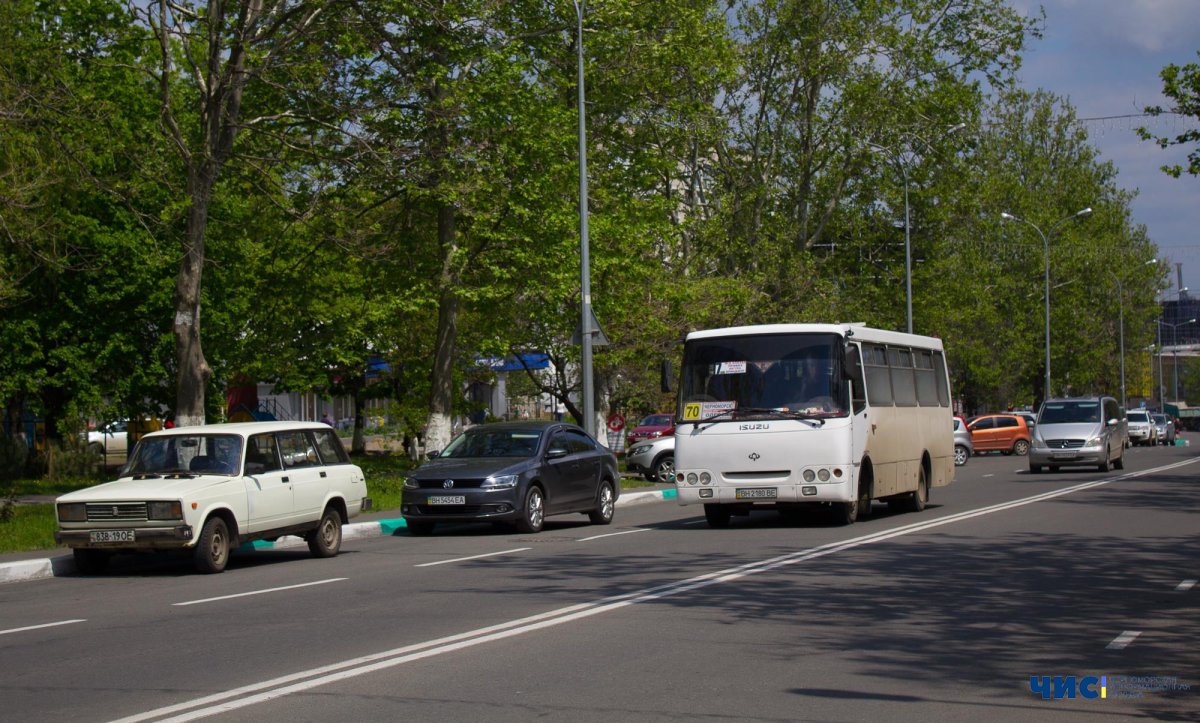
left=967, top=414, right=1032, bottom=455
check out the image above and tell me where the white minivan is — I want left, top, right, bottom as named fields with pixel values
left=55, top=422, right=370, bottom=574
left=1028, top=397, right=1127, bottom=473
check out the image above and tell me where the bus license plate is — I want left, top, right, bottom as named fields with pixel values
left=735, top=488, right=777, bottom=500
left=427, top=496, right=466, bottom=505
left=90, top=530, right=135, bottom=543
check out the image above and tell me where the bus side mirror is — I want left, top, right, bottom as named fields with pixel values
left=661, top=359, right=674, bottom=393
left=843, top=344, right=862, bottom=382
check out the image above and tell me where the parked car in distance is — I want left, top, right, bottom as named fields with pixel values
left=967, top=414, right=1032, bottom=455
left=952, top=417, right=973, bottom=466
left=626, top=435, right=675, bottom=482
left=402, top=420, right=619, bottom=535
left=625, top=413, right=674, bottom=448
left=1029, top=396, right=1126, bottom=473
left=88, top=420, right=129, bottom=467
left=1152, top=413, right=1176, bottom=445
left=1014, top=411, right=1038, bottom=431
left=1126, top=410, right=1158, bottom=446
left=56, top=421, right=370, bottom=574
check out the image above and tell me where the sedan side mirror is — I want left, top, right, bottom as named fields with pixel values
left=428, top=450, right=441, bottom=459
left=546, top=447, right=569, bottom=460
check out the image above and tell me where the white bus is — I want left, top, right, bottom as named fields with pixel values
left=671, top=323, right=955, bottom=527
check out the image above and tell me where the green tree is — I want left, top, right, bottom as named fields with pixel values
left=1139, top=50, right=1200, bottom=178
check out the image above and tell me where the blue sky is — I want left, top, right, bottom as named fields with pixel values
left=1011, top=0, right=1200, bottom=292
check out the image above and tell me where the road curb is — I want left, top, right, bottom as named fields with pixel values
left=0, top=486, right=678, bottom=585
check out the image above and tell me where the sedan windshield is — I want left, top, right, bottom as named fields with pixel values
left=440, top=429, right=543, bottom=458
left=125, top=434, right=244, bottom=476
left=678, top=332, right=847, bottom=420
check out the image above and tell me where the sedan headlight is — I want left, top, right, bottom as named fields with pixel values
left=147, top=501, right=183, bottom=521
left=57, top=503, right=86, bottom=522
left=482, top=474, right=519, bottom=489
left=403, top=477, right=420, bottom=490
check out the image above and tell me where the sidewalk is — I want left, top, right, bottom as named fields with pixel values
left=0, top=482, right=677, bottom=585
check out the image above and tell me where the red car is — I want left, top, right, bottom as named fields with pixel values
left=626, top=413, right=674, bottom=448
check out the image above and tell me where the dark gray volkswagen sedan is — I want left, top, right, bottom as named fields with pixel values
left=401, top=421, right=619, bottom=535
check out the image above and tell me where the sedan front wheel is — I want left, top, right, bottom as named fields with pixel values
left=515, top=485, right=545, bottom=533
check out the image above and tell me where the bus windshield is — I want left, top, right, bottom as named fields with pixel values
left=678, top=332, right=847, bottom=420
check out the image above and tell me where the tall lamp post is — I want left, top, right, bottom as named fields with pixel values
left=869, top=122, right=964, bottom=334
left=1159, top=318, right=1196, bottom=408
left=1000, top=207, right=1092, bottom=401
left=1111, top=259, right=1159, bottom=411
left=572, top=0, right=595, bottom=436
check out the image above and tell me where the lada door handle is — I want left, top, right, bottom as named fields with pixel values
left=282, top=476, right=290, bottom=483
left=320, top=471, right=327, bottom=478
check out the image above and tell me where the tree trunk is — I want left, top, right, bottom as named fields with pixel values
left=173, top=173, right=214, bottom=427
left=425, top=202, right=459, bottom=452
left=351, top=389, right=366, bottom=454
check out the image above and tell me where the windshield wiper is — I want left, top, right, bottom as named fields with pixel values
left=691, top=407, right=829, bottom=428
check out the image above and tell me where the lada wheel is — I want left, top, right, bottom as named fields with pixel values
left=516, top=485, right=545, bottom=533
left=307, top=508, right=342, bottom=558
left=194, top=516, right=230, bottom=574
left=588, top=481, right=615, bottom=525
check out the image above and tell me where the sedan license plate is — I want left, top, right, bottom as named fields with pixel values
left=426, top=495, right=466, bottom=505
left=735, top=487, right=777, bottom=500
left=89, top=529, right=135, bottom=543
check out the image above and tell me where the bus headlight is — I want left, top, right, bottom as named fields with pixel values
left=802, top=469, right=816, bottom=483
left=686, top=473, right=698, bottom=485
left=700, top=472, right=711, bottom=485
left=817, top=469, right=830, bottom=482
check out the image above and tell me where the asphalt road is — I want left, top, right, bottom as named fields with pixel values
left=2, top=441, right=1197, bottom=721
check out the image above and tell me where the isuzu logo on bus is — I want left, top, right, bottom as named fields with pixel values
left=739, top=423, right=770, bottom=431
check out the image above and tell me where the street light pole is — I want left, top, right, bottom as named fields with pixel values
left=1159, top=318, right=1196, bottom=407
left=572, top=0, right=595, bottom=436
left=1000, top=207, right=1092, bottom=401
left=869, top=122, right=964, bottom=334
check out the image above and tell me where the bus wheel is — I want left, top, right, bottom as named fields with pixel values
left=704, top=504, right=731, bottom=528
left=906, top=467, right=928, bottom=513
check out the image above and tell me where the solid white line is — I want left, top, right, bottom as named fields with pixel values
left=414, top=548, right=530, bottom=568
left=1106, top=631, right=1142, bottom=650
left=172, top=579, right=347, bottom=607
left=1176, top=579, right=1196, bottom=591
left=983, top=474, right=994, bottom=478
left=577, top=528, right=651, bottom=542
left=0, top=619, right=86, bottom=636
left=117, top=456, right=1200, bottom=722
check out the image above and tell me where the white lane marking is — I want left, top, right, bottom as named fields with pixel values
left=414, top=548, right=530, bottom=568
left=577, top=528, right=651, bottom=542
left=1176, top=579, right=1196, bottom=591
left=1106, top=631, right=1142, bottom=650
left=0, top=619, right=86, bottom=636
left=682, top=520, right=706, bottom=526
left=117, top=456, right=1200, bottom=723
left=983, top=474, right=995, bottom=478
left=172, top=579, right=347, bottom=607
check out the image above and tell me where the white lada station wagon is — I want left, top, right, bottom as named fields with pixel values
left=55, top=422, right=371, bottom=574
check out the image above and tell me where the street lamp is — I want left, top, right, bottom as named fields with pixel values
left=869, top=122, right=965, bottom=334
left=1111, top=259, right=1159, bottom=411
left=572, top=0, right=595, bottom=436
left=1158, top=318, right=1196, bottom=408
left=1000, top=207, right=1092, bottom=401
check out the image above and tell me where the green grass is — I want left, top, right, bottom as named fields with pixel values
left=0, top=504, right=59, bottom=553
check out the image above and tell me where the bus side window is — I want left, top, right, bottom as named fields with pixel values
left=864, top=343, right=893, bottom=407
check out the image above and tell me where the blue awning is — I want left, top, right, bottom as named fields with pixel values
left=479, top=353, right=550, bottom=372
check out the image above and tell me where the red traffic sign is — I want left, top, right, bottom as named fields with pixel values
left=606, top=413, right=625, bottom=432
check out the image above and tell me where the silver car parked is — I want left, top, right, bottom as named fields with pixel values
left=1152, top=413, right=1176, bottom=445
left=952, top=417, right=972, bottom=466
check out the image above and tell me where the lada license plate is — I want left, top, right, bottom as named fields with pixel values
left=427, top=495, right=466, bottom=505
left=90, top=530, right=135, bottom=543
left=735, top=488, right=777, bottom=500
